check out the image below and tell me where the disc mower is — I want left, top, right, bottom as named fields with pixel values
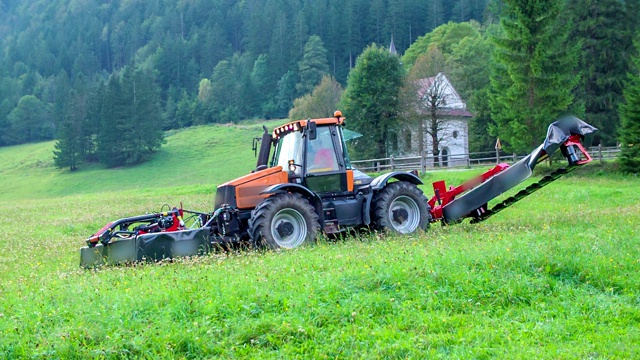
left=80, top=111, right=597, bottom=267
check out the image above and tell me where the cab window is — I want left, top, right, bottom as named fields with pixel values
left=306, top=126, right=339, bottom=173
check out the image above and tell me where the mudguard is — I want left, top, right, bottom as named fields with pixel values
left=260, top=183, right=324, bottom=222
left=370, top=171, right=423, bottom=191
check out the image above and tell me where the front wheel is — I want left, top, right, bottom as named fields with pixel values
left=372, top=181, right=431, bottom=234
left=249, top=193, right=319, bottom=249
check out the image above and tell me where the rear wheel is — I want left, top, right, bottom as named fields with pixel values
left=372, top=181, right=431, bottom=234
left=249, top=193, right=319, bottom=249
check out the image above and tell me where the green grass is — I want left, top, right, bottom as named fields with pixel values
left=0, top=125, right=639, bottom=358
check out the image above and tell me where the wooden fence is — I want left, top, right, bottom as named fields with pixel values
left=350, top=145, right=621, bottom=173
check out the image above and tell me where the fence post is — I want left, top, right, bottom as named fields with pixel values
left=420, top=151, right=426, bottom=174
left=390, top=156, right=395, bottom=171
left=375, top=161, right=380, bottom=172
left=598, top=144, right=603, bottom=163
left=512, top=153, right=517, bottom=163
left=467, top=157, right=471, bottom=168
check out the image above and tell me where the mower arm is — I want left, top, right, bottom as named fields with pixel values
left=437, top=117, right=597, bottom=224
left=86, top=208, right=184, bottom=246
left=86, top=213, right=161, bottom=246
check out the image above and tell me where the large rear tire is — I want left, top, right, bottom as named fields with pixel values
left=372, top=181, right=431, bottom=234
left=249, top=193, right=320, bottom=249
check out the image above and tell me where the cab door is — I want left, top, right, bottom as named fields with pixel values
left=303, top=125, right=349, bottom=194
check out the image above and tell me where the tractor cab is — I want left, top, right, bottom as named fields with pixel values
left=270, top=111, right=354, bottom=194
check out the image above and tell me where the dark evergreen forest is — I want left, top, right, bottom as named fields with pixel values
left=0, top=0, right=490, bottom=148
left=0, top=0, right=638, bottom=168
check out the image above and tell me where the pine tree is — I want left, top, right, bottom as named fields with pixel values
left=275, top=71, right=298, bottom=118
left=249, top=54, right=272, bottom=116
left=425, top=0, right=445, bottom=31
left=340, top=44, right=405, bottom=159
left=96, top=67, right=164, bottom=167
left=53, top=114, right=81, bottom=171
left=567, top=0, right=635, bottom=146
left=489, top=0, right=579, bottom=153
left=126, top=67, right=164, bottom=164
left=53, top=74, right=89, bottom=171
left=619, top=40, right=640, bottom=173
left=207, top=53, right=253, bottom=122
left=296, top=35, right=330, bottom=96
left=365, top=0, right=385, bottom=46
left=97, top=74, right=130, bottom=167
left=268, top=12, right=293, bottom=79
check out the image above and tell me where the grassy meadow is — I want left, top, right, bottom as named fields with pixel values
left=0, top=122, right=639, bottom=358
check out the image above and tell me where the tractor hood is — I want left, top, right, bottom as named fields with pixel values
left=215, top=166, right=288, bottom=209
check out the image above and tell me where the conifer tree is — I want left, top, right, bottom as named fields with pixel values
left=296, top=35, right=330, bottom=96
left=619, top=40, right=640, bottom=173
left=54, top=74, right=89, bottom=171
left=249, top=54, right=272, bottom=116
left=567, top=0, right=636, bottom=145
left=489, top=0, right=579, bottom=153
left=275, top=71, right=298, bottom=118
left=125, top=67, right=164, bottom=164
left=53, top=112, right=82, bottom=171
left=97, top=74, right=129, bottom=167
left=341, top=44, right=405, bottom=159
left=96, top=66, right=164, bottom=167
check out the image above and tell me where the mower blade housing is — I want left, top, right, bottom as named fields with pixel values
left=80, top=228, right=211, bottom=267
left=442, top=150, right=538, bottom=224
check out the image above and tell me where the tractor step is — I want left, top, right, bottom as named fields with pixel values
left=323, top=220, right=340, bottom=234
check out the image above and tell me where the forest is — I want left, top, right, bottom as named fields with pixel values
left=0, top=0, right=639, bottom=170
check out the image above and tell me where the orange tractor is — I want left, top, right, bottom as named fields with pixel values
left=80, top=111, right=596, bottom=266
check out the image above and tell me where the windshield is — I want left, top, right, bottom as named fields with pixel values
left=273, top=130, right=304, bottom=175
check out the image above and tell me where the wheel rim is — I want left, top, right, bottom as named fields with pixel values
left=271, top=208, right=308, bottom=248
left=388, top=195, right=420, bottom=233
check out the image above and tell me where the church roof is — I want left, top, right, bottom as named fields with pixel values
left=389, top=36, right=397, bottom=55
left=415, top=73, right=473, bottom=117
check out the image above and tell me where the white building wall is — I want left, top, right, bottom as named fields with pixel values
left=420, top=119, right=469, bottom=167
left=398, top=73, right=472, bottom=166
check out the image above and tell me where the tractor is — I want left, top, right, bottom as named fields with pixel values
left=80, top=111, right=597, bottom=267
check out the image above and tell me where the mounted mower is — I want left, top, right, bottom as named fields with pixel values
left=80, top=112, right=597, bottom=267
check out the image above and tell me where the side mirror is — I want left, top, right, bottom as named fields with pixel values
left=307, top=120, right=317, bottom=140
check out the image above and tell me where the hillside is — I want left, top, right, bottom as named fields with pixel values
left=0, top=120, right=283, bottom=201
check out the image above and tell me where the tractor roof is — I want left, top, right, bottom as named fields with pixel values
left=273, top=111, right=345, bottom=138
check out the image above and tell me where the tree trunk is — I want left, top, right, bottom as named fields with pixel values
left=418, top=117, right=424, bottom=156
left=430, top=108, right=439, bottom=167
left=432, top=135, right=440, bottom=167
